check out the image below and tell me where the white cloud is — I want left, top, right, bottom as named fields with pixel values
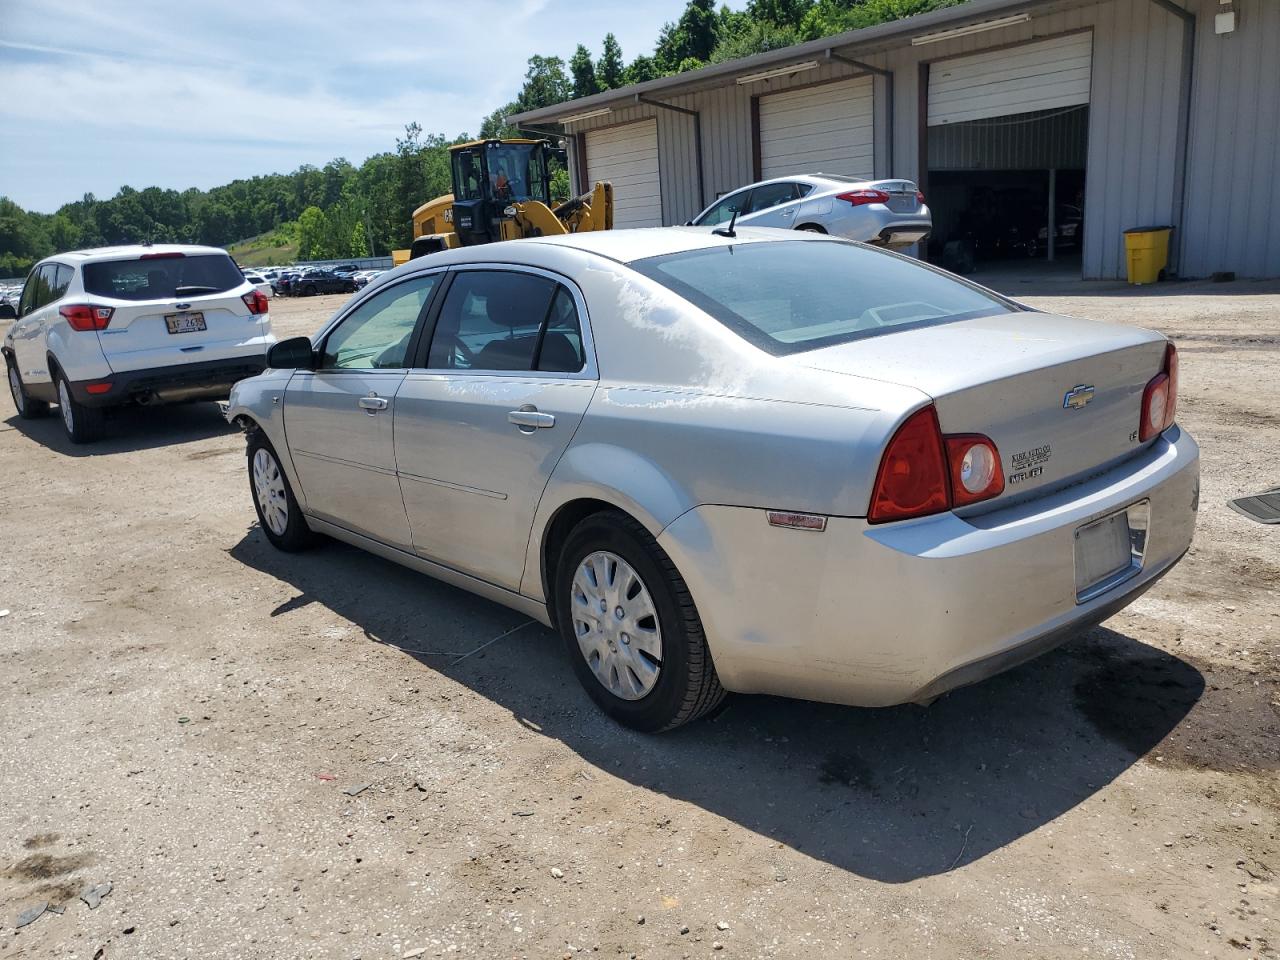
left=0, top=0, right=700, bottom=211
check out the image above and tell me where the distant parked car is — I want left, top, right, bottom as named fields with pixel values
left=291, top=270, right=357, bottom=297
left=243, top=272, right=274, bottom=299
left=274, top=272, right=301, bottom=296
left=330, top=264, right=360, bottom=276
left=688, top=174, right=931, bottom=248
left=4, top=244, right=274, bottom=442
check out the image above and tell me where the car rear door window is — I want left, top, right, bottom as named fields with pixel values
left=536, top=286, right=586, bottom=373
left=426, top=270, right=560, bottom=371
left=82, top=253, right=244, bottom=301
left=747, top=183, right=799, bottom=213
left=50, top=264, right=73, bottom=301
left=321, top=275, right=439, bottom=370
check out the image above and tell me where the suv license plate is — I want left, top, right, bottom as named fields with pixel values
left=165, top=311, right=206, bottom=334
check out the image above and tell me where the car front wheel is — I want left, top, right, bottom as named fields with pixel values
left=56, top=374, right=105, bottom=443
left=248, top=432, right=315, bottom=551
left=7, top=361, right=49, bottom=419
left=555, top=512, right=725, bottom=732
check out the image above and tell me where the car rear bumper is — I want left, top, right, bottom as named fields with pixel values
left=657, top=426, right=1199, bottom=707
left=68, top=355, right=268, bottom=407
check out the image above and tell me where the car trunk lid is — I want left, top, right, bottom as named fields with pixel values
left=791, top=312, right=1170, bottom=507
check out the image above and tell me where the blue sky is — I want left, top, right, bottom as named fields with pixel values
left=0, top=0, right=698, bottom=212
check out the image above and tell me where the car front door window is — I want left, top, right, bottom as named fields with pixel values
left=321, top=276, right=439, bottom=370
left=698, top=191, right=750, bottom=226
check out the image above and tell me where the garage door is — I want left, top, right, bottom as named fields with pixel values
left=929, top=32, right=1093, bottom=126
left=586, top=120, right=662, bottom=228
left=758, top=76, right=874, bottom=181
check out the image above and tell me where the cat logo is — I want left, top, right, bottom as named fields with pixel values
left=1063, top=384, right=1095, bottom=410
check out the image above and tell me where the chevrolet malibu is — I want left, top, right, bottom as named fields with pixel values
left=224, top=228, right=1198, bottom=732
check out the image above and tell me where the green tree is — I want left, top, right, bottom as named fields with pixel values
left=296, top=205, right=327, bottom=260
left=350, top=221, right=369, bottom=258
left=597, top=33, right=625, bottom=89
left=624, top=54, right=661, bottom=85
left=570, top=44, right=599, bottom=98
left=656, top=0, right=719, bottom=72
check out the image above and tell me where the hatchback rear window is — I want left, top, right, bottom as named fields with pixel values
left=83, top=254, right=245, bottom=301
left=631, top=239, right=1016, bottom=355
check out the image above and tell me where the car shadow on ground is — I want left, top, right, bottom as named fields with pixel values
left=2, top=401, right=234, bottom=456
left=230, top=528, right=1208, bottom=885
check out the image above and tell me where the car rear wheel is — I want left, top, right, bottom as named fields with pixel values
left=56, top=374, right=105, bottom=443
left=248, top=433, right=315, bottom=552
left=555, top=512, right=725, bottom=732
left=7, top=361, right=49, bottom=419
left=797, top=224, right=826, bottom=233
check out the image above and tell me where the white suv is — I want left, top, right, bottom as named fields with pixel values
left=2, top=244, right=275, bottom=442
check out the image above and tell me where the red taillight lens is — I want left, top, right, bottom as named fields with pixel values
left=837, top=189, right=889, bottom=207
left=242, top=290, right=269, bottom=315
left=945, top=435, right=1005, bottom=506
left=916, top=190, right=926, bottom=203
left=85, top=382, right=113, bottom=395
left=1138, top=342, right=1178, bottom=442
left=60, top=304, right=114, bottom=331
left=868, top=406, right=951, bottom=523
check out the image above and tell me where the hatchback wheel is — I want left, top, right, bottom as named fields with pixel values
left=555, top=512, right=725, bottom=732
left=56, top=374, right=105, bottom=443
left=248, top=433, right=315, bottom=551
left=7, top=361, right=49, bottom=420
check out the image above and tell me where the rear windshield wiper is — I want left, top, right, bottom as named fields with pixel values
left=175, top=285, right=219, bottom=296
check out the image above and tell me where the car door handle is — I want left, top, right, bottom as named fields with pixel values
left=358, top=395, right=388, bottom=413
left=779, top=208, right=795, bottom=217
left=508, top=407, right=555, bottom=430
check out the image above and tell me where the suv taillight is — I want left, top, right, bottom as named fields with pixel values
left=837, top=189, right=889, bottom=207
left=868, top=405, right=1005, bottom=523
left=60, top=304, right=114, bottom=331
left=1139, top=342, right=1179, bottom=441
left=242, top=290, right=269, bottom=315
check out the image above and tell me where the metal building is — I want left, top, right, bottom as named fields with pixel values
left=510, top=0, right=1278, bottom=280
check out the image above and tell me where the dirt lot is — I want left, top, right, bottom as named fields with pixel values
left=1, top=278, right=1277, bottom=960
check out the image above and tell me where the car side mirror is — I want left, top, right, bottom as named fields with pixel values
left=268, top=336, right=317, bottom=370
left=0, top=302, right=16, bottom=321
left=684, top=220, right=694, bottom=226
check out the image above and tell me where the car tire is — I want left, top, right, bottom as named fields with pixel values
left=554, top=511, right=726, bottom=732
left=7, top=359, right=49, bottom=419
left=797, top=224, right=827, bottom=233
left=247, top=431, right=316, bottom=552
left=55, top=372, right=105, bottom=443
left=304, top=285, right=317, bottom=297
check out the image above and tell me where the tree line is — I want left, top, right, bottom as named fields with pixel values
left=0, top=0, right=960, bottom=277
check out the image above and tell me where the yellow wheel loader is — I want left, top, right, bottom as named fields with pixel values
left=391, top=138, right=613, bottom=266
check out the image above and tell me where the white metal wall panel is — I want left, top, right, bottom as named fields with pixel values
left=586, top=120, right=662, bottom=228
left=758, top=76, right=874, bottom=180
left=928, top=32, right=1094, bottom=126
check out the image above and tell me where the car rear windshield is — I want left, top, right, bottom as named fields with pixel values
left=82, top=254, right=244, bottom=301
left=631, top=239, right=1016, bottom=355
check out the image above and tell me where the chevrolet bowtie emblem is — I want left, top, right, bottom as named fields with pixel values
left=1063, top=384, right=1095, bottom=410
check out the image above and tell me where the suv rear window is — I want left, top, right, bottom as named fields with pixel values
left=632, top=239, right=1016, bottom=356
left=82, top=254, right=244, bottom=301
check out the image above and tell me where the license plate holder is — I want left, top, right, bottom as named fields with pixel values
left=1074, top=500, right=1149, bottom=603
left=165, top=311, right=206, bottom=335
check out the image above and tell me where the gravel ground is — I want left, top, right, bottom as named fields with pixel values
left=1, top=277, right=1277, bottom=960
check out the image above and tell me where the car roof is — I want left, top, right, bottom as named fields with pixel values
left=518, top=226, right=794, bottom=264
left=42, top=244, right=230, bottom=265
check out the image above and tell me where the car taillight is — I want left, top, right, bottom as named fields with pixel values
left=837, top=189, right=889, bottom=207
left=916, top=190, right=926, bottom=204
left=60, top=304, right=114, bottom=331
left=869, top=406, right=1005, bottom=523
left=242, top=290, right=269, bottom=315
left=868, top=406, right=950, bottom=523
left=945, top=435, right=1005, bottom=507
left=1139, top=342, right=1179, bottom=441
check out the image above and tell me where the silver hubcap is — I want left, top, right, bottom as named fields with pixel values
left=58, top=379, right=74, bottom=433
left=571, top=551, right=662, bottom=701
left=252, top=448, right=289, bottom=536
left=9, top=367, right=23, bottom=412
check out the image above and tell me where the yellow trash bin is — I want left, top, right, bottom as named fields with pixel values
left=1124, top=226, right=1172, bottom=285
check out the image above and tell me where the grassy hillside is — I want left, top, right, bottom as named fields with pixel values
left=228, top=225, right=299, bottom=267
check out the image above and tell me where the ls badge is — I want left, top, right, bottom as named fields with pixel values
left=1063, top=384, right=1095, bottom=410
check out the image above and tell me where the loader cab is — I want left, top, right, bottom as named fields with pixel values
left=449, top=139, right=556, bottom=246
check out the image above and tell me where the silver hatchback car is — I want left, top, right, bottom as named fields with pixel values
left=226, top=228, right=1197, bottom=732
left=688, top=174, right=932, bottom=248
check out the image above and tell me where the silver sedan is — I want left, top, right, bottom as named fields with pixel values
left=688, top=174, right=932, bottom=248
left=225, top=227, right=1198, bottom=731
